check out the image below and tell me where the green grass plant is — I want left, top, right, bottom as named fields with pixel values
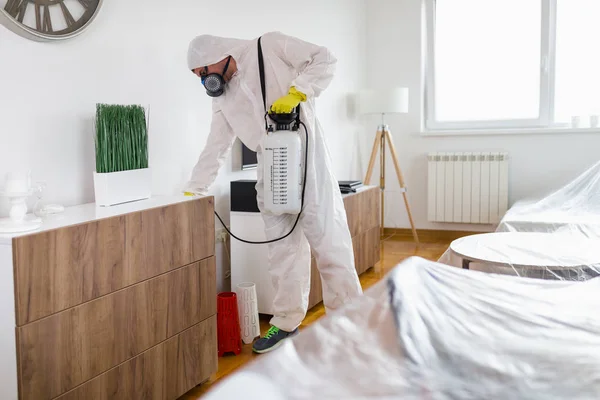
left=95, top=104, right=148, bottom=173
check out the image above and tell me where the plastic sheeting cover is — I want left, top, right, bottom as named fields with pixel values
left=439, top=160, right=600, bottom=280
left=203, top=257, right=600, bottom=399
left=498, top=159, right=600, bottom=236
left=387, top=257, right=600, bottom=399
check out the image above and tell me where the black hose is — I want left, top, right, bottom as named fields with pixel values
left=214, top=121, right=309, bottom=244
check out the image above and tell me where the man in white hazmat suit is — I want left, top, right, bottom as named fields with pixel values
left=184, top=31, right=363, bottom=353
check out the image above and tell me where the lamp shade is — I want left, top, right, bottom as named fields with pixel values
left=358, top=87, right=409, bottom=115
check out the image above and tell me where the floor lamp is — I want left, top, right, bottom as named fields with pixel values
left=359, top=87, right=419, bottom=243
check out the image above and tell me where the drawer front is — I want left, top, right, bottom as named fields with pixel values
left=126, top=197, right=215, bottom=284
left=13, top=216, right=126, bottom=326
left=56, top=316, right=218, bottom=400
left=191, top=196, right=216, bottom=263
left=364, top=188, right=381, bottom=231
left=344, top=188, right=380, bottom=238
left=13, top=197, right=215, bottom=326
left=353, top=226, right=381, bottom=275
left=307, top=256, right=323, bottom=310
left=343, top=191, right=361, bottom=238
left=17, top=258, right=216, bottom=400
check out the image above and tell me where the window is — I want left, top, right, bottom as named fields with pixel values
left=425, top=0, right=600, bottom=131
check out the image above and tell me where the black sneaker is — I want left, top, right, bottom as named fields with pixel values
left=252, top=326, right=298, bottom=354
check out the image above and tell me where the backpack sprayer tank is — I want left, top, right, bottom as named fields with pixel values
left=212, top=37, right=309, bottom=244
left=262, top=111, right=303, bottom=215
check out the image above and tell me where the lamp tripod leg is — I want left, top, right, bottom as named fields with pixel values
left=384, top=129, right=419, bottom=244
left=380, top=130, right=385, bottom=237
left=364, top=129, right=386, bottom=237
left=364, top=130, right=382, bottom=185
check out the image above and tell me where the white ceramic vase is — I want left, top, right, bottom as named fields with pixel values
left=236, top=282, right=260, bottom=344
left=0, top=171, right=42, bottom=233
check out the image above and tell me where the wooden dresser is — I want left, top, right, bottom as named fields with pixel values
left=0, top=196, right=217, bottom=400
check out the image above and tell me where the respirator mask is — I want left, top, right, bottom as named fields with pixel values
left=201, top=56, right=232, bottom=97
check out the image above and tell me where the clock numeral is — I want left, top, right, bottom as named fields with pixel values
left=41, top=5, right=53, bottom=33
left=7, top=0, right=100, bottom=36
left=35, top=4, right=50, bottom=33
left=35, top=4, right=41, bottom=30
left=59, top=3, right=76, bottom=27
left=5, top=0, right=27, bottom=23
left=78, top=0, right=99, bottom=9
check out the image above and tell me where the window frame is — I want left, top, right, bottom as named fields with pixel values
left=423, top=0, right=572, bottom=132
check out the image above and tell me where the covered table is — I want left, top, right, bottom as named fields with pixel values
left=448, top=232, right=600, bottom=280
left=439, top=159, right=600, bottom=280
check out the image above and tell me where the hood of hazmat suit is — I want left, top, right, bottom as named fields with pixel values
left=184, top=32, right=363, bottom=333
left=187, top=35, right=249, bottom=69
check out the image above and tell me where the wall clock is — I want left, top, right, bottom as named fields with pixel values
left=0, top=0, right=103, bottom=42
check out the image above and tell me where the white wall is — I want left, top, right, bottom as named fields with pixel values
left=364, top=0, right=600, bottom=232
left=0, top=0, right=367, bottom=292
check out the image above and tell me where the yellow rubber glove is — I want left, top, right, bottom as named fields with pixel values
left=270, top=87, right=307, bottom=114
left=184, top=192, right=195, bottom=196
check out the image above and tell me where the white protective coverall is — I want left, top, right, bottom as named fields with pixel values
left=185, top=31, right=363, bottom=332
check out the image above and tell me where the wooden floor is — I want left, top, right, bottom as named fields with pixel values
left=178, top=232, right=455, bottom=399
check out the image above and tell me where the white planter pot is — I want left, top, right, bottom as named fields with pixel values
left=235, top=282, right=261, bottom=345
left=93, top=168, right=151, bottom=207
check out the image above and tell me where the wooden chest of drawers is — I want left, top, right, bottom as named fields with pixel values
left=0, top=196, right=217, bottom=400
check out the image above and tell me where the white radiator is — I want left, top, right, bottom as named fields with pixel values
left=427, top=152, right=509, bottom=224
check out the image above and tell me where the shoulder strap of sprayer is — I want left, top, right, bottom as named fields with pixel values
left=257, top=36, right=301, bottom=130
left=257, top=37, right=268, bottom=130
